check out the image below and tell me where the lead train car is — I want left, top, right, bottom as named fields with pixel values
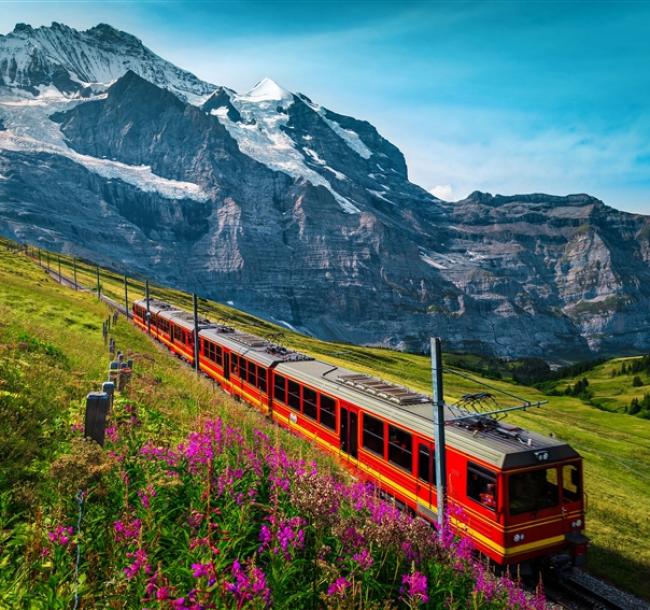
left=132, top=299, right=588, bottom=568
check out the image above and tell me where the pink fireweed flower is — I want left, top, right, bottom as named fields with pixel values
left=113, top=517, right=142, bottom=543
left=191, top=562, right=211, bottom=579
left=123, top=548, right=151, bottom=580
left=225, top=560, right=271, bottom=607
left=137, top=484, right=156, bottom=510
left=400, top=571, right=429, bottom=605
left=352, top=548, right=374, bottom=570
left=105, top=425, right=118, bottom=443
left=48, top=525, right=74, bottom=546
left=327, top=577, right=351, bottom=597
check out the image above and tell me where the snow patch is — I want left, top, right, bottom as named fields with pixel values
left=420, top=252, right=448, bottom=270
left=209, top=106, right=230, bottom=118
left=237, top=78, right=292, bottom=103
left=321, top=115, right=372, bottom=159
left=0, top=91, right=209, bottom=202
left=367, top=189, right=394, bottom=204
left=217, top=84, right=360, bottom=214
left=279, top=320, right=298, bottom=332
left=303, top=147, right=326, bottom=166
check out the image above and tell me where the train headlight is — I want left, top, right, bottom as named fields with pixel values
left=513, top=533, right=525, bottom=543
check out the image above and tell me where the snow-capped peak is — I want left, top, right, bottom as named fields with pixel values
left=0, top=22, right=216, bottom=104
left=237, top=77, right=293, bottom=103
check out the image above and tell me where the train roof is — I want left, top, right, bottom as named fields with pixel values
left=134, top=298, right=181, bottom=317
left=201, top=327, right=313, bottom=368
left=275, top=359, right=577, bottom=470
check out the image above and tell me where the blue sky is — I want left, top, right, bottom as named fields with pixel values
left=1, top=0, right=650, bottom=213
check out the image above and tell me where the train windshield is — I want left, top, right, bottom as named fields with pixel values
left=508, top=467, right=559, bottom=515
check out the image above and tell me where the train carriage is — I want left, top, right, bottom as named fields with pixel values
left=132, top=298, right=588, bottom=569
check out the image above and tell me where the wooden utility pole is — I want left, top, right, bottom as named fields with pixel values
left=57, top=254, right=62, bottom=282
left=73, top=257, right=78, bottom=290
left=145, top=279, right=151, bottom=335
left=431, top=337, right=447, bottom=532
left=96, top=265, right=101, bottom=300
left=193, top=293, right=200, bottom=375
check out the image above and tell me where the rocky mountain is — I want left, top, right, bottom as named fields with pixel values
left=1, top=22, right=650, bottom=361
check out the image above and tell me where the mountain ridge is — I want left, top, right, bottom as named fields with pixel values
left=1, top=22, right=650, bottom=361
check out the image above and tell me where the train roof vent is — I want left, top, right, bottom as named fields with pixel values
left=215, top=325, right=235, bottom=334
left=233, top=333, right=272, bottom=349
left=148, top=299, right=176, bottom=310
left=337, top=374, right=430, bottom=406
left=265, top=345, right=313, bottom=362
left=175, top=311, right=213, bottom=326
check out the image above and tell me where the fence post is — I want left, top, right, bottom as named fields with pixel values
left=83, top=392, right=110, bottom=446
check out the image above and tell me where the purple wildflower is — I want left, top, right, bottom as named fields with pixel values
left=401, top=571, right=429, bottom=605
left=47, top=525, right=74, bottom=546
left=327, top=577, right=351, bottom=597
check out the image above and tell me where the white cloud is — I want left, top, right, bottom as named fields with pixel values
left=429, top=184, right=453, bottom=200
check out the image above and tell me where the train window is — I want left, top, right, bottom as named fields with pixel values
left=274, top=375, right=286, bottom=403
left=303, top=387, right=317, bottom=420
left=562, top=464, right=581, bottom=502
left=362, top=414, right=384, bottom=457
left=388, top=425, right=412, bottom=472
left=246, top=360, right=256, bottom=386
left=467, top=463, right=497, bottom=511
left=508, top=467, right=559, bottom=515
left=287, top=380, right=301, bottom=410
left=231, top=354, right=239, bottom=376
left=215, top=345, right=223, bottom=366
left=257, top=367, right=267, bottom=394
left=418, top=445, right=437, bottom=485
left=205, top=341, right=219, bottom=363
left=319, top=395, right=336, bottom=430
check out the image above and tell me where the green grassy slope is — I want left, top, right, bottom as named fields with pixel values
left=3, top=243, right=650, bottom=600
left=544, top=356, right=650, bottom=415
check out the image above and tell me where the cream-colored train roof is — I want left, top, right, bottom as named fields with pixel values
left=275, top=358, right=577, bottom=470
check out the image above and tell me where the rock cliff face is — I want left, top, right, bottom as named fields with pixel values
left=1, top=22, right=649, bottom=360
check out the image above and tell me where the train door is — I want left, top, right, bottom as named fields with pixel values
left=224, top=352, right=230, bottom=381
left=340, top=406, right=358, bottom=459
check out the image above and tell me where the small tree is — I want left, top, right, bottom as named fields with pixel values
left=633, top=375, right=644, bottom=387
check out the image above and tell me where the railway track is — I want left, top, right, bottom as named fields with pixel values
left=545, top=569, right=650, bottom=610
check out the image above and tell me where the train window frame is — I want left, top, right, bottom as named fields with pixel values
left=274, top=375, right=286, bottom=403
left=257, top=367, right=267, bottom=394
left=246, top=359, right=256, bottom=386
left=362, top=413, right=385, bottom=457
left=319, top=394, right=336, bottom=430
left=231, top=354, right=239, bottom=377
left=387, top=425, right=413, bottom=472
left=287, top=380, right=301, bottom=411
left=418, top=444, right=437, bottom=485
left=303, top=386, right=317, bottom=420
left=562, top=463, right=581, bottom=503
left=508, top=466, right=559, bottom=516
left=467, top=462, right=498, bottom=512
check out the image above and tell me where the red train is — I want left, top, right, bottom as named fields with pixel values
left=132, top=298, right=588, bottom=569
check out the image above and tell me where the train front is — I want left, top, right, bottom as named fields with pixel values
left=498, top=434, right=588, bottom=569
